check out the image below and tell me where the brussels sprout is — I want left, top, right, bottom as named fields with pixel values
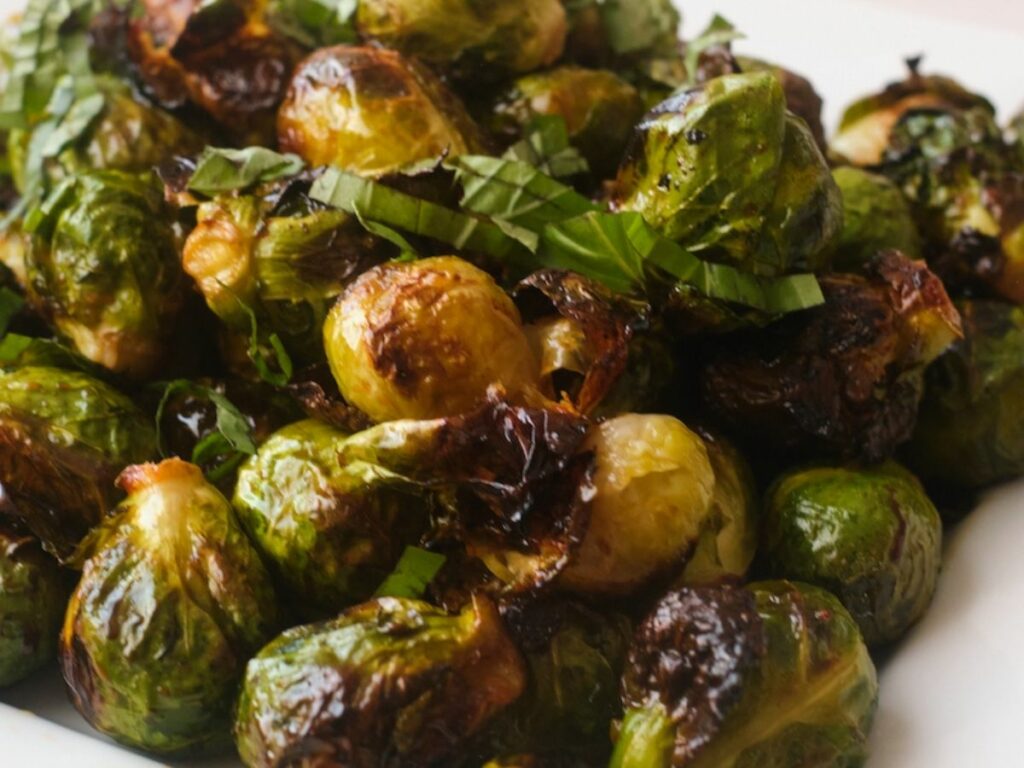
left=233, top=419, right=428, bottom=618
left=762, top=461, right=942, bottom=646
left=906, top=300, right=1024, bottom=492
left=484, top=600, right=631, bottom=761
left=735, top=56, right=826, bottom=150
left=24, top=170, right=186, bottom=377
left=558, top=414, right=715, bottom=596
left=487, top=67, right=645, bottom=178
left=832, top=166, right=922, bottom=269
left=235, top=595, right=526, bottom=767
left=355, top=0, right=567, bottom=80
left=832, top=64, right=994, bottom=166
left=0, top=523, right=67, bottom=687
left=61, top=459, right=282, bottom=755
left=700, top=251, right=962, bottom=462
left=278, top=45, right=485, bottom=177
left=0, top=366, right=156, bottom=559
left=324, top=256, right=542, bottom=423
left=611, top=582, right=878, bottom=768
left=1010, top=110, right=1024, bottom=163
left=613, top=72, right=842, bottom=277
left=183, top=190, right=391, bottom=372
left=679, top=430, right=758, bottom=585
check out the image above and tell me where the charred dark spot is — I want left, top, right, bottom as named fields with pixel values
left=685, top=129, right=707, bottom=146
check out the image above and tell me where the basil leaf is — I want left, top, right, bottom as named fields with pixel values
left=268, top=0, right=358, bottom=47
left=502, top=116, right=589, bottom=179
left=236, top=298, right=294, bottom=387
left=374, top=546, right=447, bottom=600
left=187, top=147, right=306, bottom=196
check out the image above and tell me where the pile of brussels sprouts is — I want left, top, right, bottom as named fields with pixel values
left=0, top=1, right=1021, bottom=766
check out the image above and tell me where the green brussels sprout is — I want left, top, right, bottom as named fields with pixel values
left=559, top=414, right=716, bottom=595
left=0, top=366, right=156, bottom=559
left=24, top=170, right=186, bottom=377
left=735, top=56, right=826, bottom=150
left=613, top=72, right=842, bottom=277
left=278, top=45, right=485, bottom=178
left=183, top=190, right=391, bottom=372
left=762, top=461, right=942, bottom=646
left=233, top=419, right=429, bottom=618
left=324, top=256, right=542, bottom=423
left=234, top=596, right=526, bottom=768
left=0, top=523, right=67, bottom=687
left=483, top=601, right=632, bottom=761
left=487, top=66, right=645, bottom=178
left=61, top=459, right=282, bottom=755
left=832, top=166, right=923, bottom=269
left=611, top=581, right=878, bottom=768
left=355, top=0, right=567, bottom=80
left=1010, top=110, right=1024, bottom=163
left=906, top=300, right=1024, bottom=492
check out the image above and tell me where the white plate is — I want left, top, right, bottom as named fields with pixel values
left=1, top=1, right=1023, bottom=766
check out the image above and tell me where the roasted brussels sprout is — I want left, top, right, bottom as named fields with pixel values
left=278, top=45, right=484, bottom=177
left=233, top=419, right=428, bottom=618
left=1010, top=110, right=1024, bottom=162
left=907, top=300, right=1024, bottom=492
left=183, top=190, right=391, bottom=372
left=487, top=67, right=645, bottom=178
left=0, top=523, right=67, bottom=687
left=613, top=72, right=842, bottom=277
left=832, top=166, right=923, bottom=268
left=356, top=0, right=567, bottom=80
left=735, top=56, right=826, bottom=151
left=559, top=414, right=716, bottom=595
left=700, top=251, right=962, bottom=462
left=235, top=596, right=526, bottom=768
left=762, top=462, right=942, bottom=646
left=61, top=459, right=281, bottom=755
left=611, top=582, right=878, bottom=768
left=0, top=366, right=156, bottom=559
left=25, top=170, right=186, bottom=377
left=324, top=256, right=542, bottom=423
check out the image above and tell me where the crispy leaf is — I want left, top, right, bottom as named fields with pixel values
left=374, top=546, right=447, bottom=600
left=187, top=147, right=306, bottom=196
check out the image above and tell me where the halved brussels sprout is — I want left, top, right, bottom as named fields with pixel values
left=61, top=459, right=281, bottom=755
left=0, top=366, right=156, bottom=559
left=559, top=414, right=716, bottom=596
left=25, top=170, right=186, bottom=377
left=324, top=256, right=542, bottom=423
left=907, top=300, right=1024, bottom=492
left=763, top=461, right=942, bottom=646
left=735, top=56, right=826, bottom=150
left=613, top=72, right=841, bottom=277
left=233, top=419, right=429, bottom=618
left=278, top=45, right=485, bottom=177
left=611, top=581, right=878, bottom=768
left=833, top=166, right=922, bottom=268
left=235, top=596, right=526, bottom=768
left=700, top=251, right=962, bottom=462
left=356, top=0, right=567, bottom=80
left=0, top=523, right=67, bottom=687
left=487, top=66, right=645, bottom=178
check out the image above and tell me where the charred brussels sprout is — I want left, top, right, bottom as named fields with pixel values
left=488, top=67, right=645, bottom=178
left=235, top=596, right=526, bottom=768
left=611, top=582, right=878, bottom=768
left=735, top=57, right=826, bottom=151
left=762, top=462, right=942, bottom=646
left=0, top=366, right=156, bottom=559
left=61, top=459, right=281, bottom=755
left=356, top=0, right=567, bottom=80
left=833, top=166, right=922, bottom=268
left=0, top=524, right=67, bottom=687
left=233, top=419, right=428, bottom=618
left=324, top=256, right=542, bottom=423
left=613, top=72, right=842, bottom=277
left=559, top=414, right=716, bottom=596
left=25, top=170, right=185, bottom=377
left=907, top=300, right=1024, bottom=492
left=278, top=45, right=484, bottom=177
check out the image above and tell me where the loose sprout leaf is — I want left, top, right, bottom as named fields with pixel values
left=502, top=116, right=590, bottom=179
left=267, top=0, right=359, bottom=48
left=373, top=546, right=447, bottom=600
left=684, top=14, right=744, bottom=81
left=310, top=168, right=534, bottom=268
left=187, top=147, right=306, bottom=196
left=0, top=289, right=25, bottom=337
